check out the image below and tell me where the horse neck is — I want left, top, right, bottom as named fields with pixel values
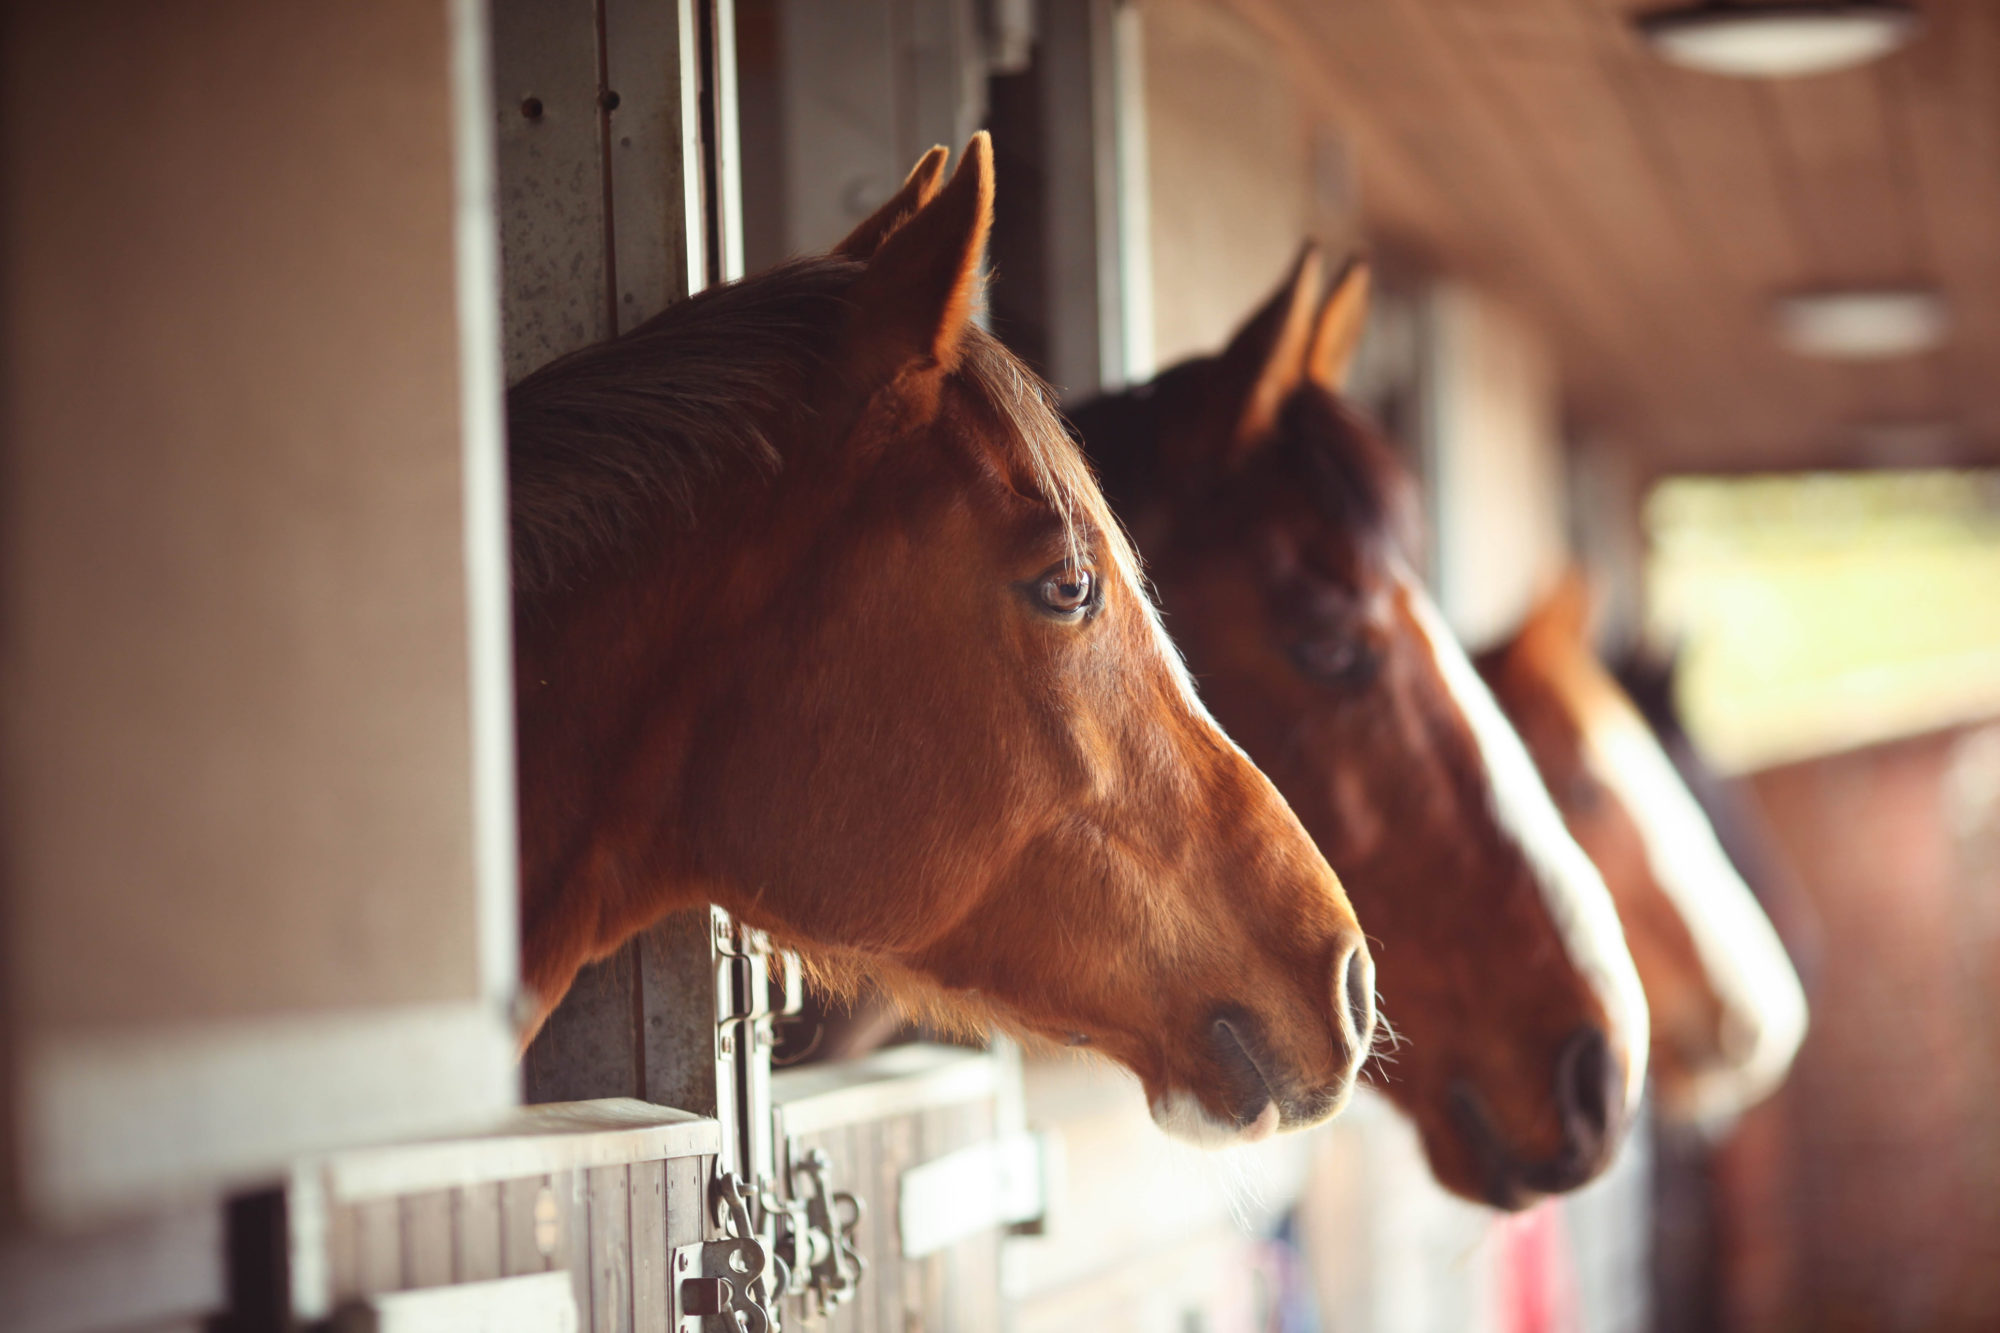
left=511, top=473, right=788, bottom=975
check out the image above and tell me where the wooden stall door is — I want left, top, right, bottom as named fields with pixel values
left=768, top=1043, right=1046, bottom=1333
left=287, top=1100, right=722, bottom=1329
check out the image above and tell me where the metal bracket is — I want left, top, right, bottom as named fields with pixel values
left=673, top=1171, right=779, bottom=1333
left=772, top=1145, right=866, bottom=1315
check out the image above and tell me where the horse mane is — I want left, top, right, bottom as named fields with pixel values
left=507, top=255, right=1088, bottom=595
left=1279, top=387, right=1425, bottom=569
left=1076, top=368, right=1422, bottom=568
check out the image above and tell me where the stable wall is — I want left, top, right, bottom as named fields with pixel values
left=1725, top=722, right=2000, bottom=1333
left=0, top=0, right=519, bottom=1229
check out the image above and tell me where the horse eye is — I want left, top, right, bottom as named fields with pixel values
left=1289, top=634, right=1377, bottom=687
left=1037, top=568, right=1096, bottom=617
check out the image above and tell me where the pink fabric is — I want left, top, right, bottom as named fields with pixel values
left=1497, top=1201, right=1581, bottom=1333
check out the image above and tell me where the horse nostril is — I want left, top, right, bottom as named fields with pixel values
left=1337, top=940, right=1376, bottom=1054
left=1555, top=1026, right=1620, bottom=1151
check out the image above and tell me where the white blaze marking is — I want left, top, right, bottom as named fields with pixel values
left=1578, top=689, right=1808, bottom=1125
left=1403, top=578, right=1653, bottom=1113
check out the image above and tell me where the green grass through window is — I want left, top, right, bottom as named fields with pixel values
left=1646, top=470, right=2000, bottom=774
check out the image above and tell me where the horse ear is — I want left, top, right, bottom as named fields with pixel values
left=1209, top=243, right=1323, bottom=462
left=834, top=145, right=950, bottom=260
left=841, top=132, right=993, bottom=385
left=1306, top=258, right=1370, bottom=391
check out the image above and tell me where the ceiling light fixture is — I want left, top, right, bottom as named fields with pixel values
left=1775, top=288, right=1948, bottom=359
left=1635, top=3, right=1922, bottom=78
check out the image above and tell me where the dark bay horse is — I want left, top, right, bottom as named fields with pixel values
left=1071, top=251, right=1649, bottom=1207
left=1479, top=580, right=1807, bottom=1127
left=507, top=138, right=1375, bottom=1145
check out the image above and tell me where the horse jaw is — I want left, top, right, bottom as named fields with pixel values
left=1149, top=1089, right=1281, bottom=1148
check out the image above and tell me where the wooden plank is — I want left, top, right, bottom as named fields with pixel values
left=554, top=1170, right=591, bottom=1330
left=1213, top=0, right=1995, bottom=471
left=872, top=1117, right=908, bottom=1333
left=845, top=1119, right=880, bottom=1333
left=455, top=1182, right=505, bottom=1284
left=500, top=1176, right=557, bottom=1277
left=1759, top=60, right=1946, bottom=431
left=1885, top=0, right=2000, bottom=451
left=897, top=1115, right=925, bottom=1332
left=627, top=1159, right=670, bottom=1331
left=399, top=1190, right=456, bottom=1290
left=951, top=1102, right=1000, bottom=1333
left=1233, top=0, right=1686, bottom=443
left=1761, top=65, right=1922, bottom=279
left=770, top=1045, right=997, bottom=1137
left=827, top=1124, right=860, bottom=1333
left=921, top=1108, right=951, bottom=1333
left=326, top=1199, right=361, bottom=1304
left=584, top=1166, right=633, bottom=1333
left=1576, top=0, right=1808, bottom=292
left=663, top=1155, right=708, bottom=1333
left=352, top=1197, right=404, bottom=1296
left=1429, top=0, right=1778, bottom=444
left=322, top=1099, right=720, bottom=1202
left=665, top=1154, right=708, bottom=1297
left=333, top=1271, right=579, bottom=1333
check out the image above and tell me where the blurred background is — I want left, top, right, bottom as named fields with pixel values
left=3, top=1, right=1997, bottom=1331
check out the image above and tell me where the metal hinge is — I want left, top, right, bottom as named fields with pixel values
left=674, top=1171, right=779, bottom=1333
left=769, top=1145, right=866, bottom=1316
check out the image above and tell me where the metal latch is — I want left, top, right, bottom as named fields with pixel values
left=674, top=1172, right=778, bottom=1333
left=770, top=1145, right=866, bottom=1316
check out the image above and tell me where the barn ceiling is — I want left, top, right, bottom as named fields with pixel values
left=1228, top=0, right=2000, bottom=475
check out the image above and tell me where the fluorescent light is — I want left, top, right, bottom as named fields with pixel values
left=1636, top=3, right=1921, bottom=78
left=1775, top=288, right=1947, bottom=359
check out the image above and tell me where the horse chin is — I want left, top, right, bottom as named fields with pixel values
left=1148, top=1089, right=1280, bottom=1148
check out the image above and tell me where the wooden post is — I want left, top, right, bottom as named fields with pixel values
left=493, top=0, right=744, bottom=1167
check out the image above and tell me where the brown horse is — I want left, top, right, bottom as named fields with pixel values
left=1479, top=580, right=1807, bottom=1127
left=507, top=138, right=1374, bottom=1145
left=1070, top=251, right=1649, bottom=1207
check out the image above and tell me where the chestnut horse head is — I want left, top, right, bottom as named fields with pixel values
left=1478, top=579, right=1808, bottom=1127
left=1070, top=250, right=1648, bottom=1207
left=507, top=138, right=1373, bottom=1145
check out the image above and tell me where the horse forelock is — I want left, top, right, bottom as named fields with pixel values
left=1068, top=365, right=1421, bottom=580
left=1282, top=387, right=1425, bottom=574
